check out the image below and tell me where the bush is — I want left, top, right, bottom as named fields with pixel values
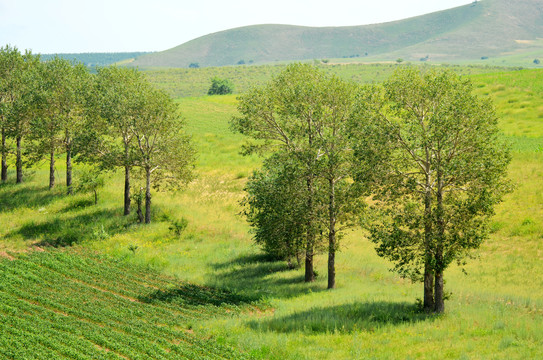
left=207, top=77, right=234, bottom=95
left=189, top=62, right=200, bottom=68
left=534, top=59, right=540, bottom=65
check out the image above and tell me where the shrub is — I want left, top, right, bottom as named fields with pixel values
left=207, top=77, right=234, bottom=95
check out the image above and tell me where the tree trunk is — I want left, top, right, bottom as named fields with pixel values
left=144, top=167, right=151, bottom=224
left=423, top=182, right=434, bottom=312
left=123, top=143, right=131, bottom=215
left=424, top=265, right=434, bottom=312
left=16, top=136, right=23, bottom=183
left=49, top=149, right=55, bottom=189
left=434, top=268, right=445, bottom=313
left=1, top=126, right=7, bottom=183
left=434, top=172, right=445, bottom=313
left=305, top=243, right=315, bottom=282
left=327, top=178, right=336, bottom=290
left=66, top=145, right=72, bottom=194
left=94, top=189, right=98, bottom=205
left=304, top=175, right=316, bottom=283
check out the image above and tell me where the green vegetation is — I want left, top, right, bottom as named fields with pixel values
left=0, top=249, right=262, bottom=359
left=208, top=77, right=234, bottom=95
left=0, top=63, right=542, bottom=358
left=130, top=0, right=543, bottom=68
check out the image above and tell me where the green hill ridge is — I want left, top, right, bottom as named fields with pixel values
left=131, top=0, right=543, bottom=68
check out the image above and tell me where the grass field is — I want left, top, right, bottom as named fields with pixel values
left=1, top=66, right=542, bottom=359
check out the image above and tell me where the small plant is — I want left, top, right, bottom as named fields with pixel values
left=128, top=244, right=139, bottom=254
left=76, top=169, right=105, bottom=205
left=91, top=225, right=109, bottom=241
left=169, top=217, right=189, bottom=236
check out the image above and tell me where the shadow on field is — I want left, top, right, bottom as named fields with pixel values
left=0, top=183, right=60, bottom=212
left=207, top=253, right=323, bottom=299
left=249, top=301, right=433, bottom=334
left=139, top=283, right=259, bottom=307
left=6, top=208, right=131, bottom=247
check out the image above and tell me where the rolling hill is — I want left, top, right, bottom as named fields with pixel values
left=130, top=0, right=543, bottom=68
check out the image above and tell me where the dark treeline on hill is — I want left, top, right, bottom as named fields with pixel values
left=41, top=52, right=152, bottom=68
left=0, top=45, right=194, bottom=224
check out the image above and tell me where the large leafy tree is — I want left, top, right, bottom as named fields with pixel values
left=8, top=50, right=41, bottom=184
left=232, top=64, right=327, bottom=282
left=0, top=45, right=24, bottom=182
left=354, top=68, right=511, bottom=313
left=233, top=63, right=364, bottom=286
left=130, top=86, right=196, bottom=224
left=85, top=66, right=148, bottom=215
left=29, top=57, right=90, bottom=192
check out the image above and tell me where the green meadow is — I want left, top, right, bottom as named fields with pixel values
left=1, top=65, right=542, bottom=359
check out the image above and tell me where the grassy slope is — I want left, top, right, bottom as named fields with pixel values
left=131, top=0, right=543, bottom=68
left=0, top=66, right=542, bottom=359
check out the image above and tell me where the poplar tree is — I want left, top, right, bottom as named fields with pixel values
left=354, top=68, right=511, bottom=313
left=130, top=87, right=196, bottom=224
left=233, top=63, right=364, bottom=285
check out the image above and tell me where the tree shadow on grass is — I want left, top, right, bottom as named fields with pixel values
left=6, top=208, right=131, bottom=247
left=139, top=283, right=260, bottom=308
left=206, top=253, right=323, bottom=300
left=0, top=183, right=61, bottom=213
left=249, top=301, right=434, bottom=334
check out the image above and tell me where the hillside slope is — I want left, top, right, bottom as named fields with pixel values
left=131, top=0, right=543, bottom=68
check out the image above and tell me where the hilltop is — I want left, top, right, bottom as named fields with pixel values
left=130, top=0, right=543, bottom=68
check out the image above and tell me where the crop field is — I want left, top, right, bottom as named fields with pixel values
left=0, top=249, right=264, bottom=359
left=0, top=65, right=542, bottom=359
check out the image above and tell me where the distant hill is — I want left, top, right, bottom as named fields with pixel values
left=41, top=52, right=152, bottom=67
left=131, top=0, right=543, bottom=68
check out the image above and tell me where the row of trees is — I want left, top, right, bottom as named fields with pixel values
left=0, top=46, right=195, bottom=223
left=232, top=64, right=511, bottom=313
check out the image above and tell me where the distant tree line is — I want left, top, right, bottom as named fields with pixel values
left=0, top=45, right=195, bottom=223
left=232, top=63, right=511, bottom=313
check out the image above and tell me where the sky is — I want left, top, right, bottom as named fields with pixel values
left=0, top=0, right=475, bottom=54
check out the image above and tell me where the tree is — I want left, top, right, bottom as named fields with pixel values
left=9, top=51, right=42, bottom=184
left=86, top=66, right=148, bottom=215
left=233, top=63, right=364, bottom=285
left=28, top=57, right=90, bottom=192
left=314, top=75, right=365, bottom=289
left=207, top=77, right=234, bottom=95
left=76, top=168, right=105, bottom=205
left=130, top=87, right=196, bottom=224
left=353, top=67, right=511, bottom=313
left=232, top=64, right=328, bottom=282
left=0, top=45, right=24, bottom=183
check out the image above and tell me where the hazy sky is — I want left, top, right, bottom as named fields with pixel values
left=0, top=0, right=475, bottom=54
